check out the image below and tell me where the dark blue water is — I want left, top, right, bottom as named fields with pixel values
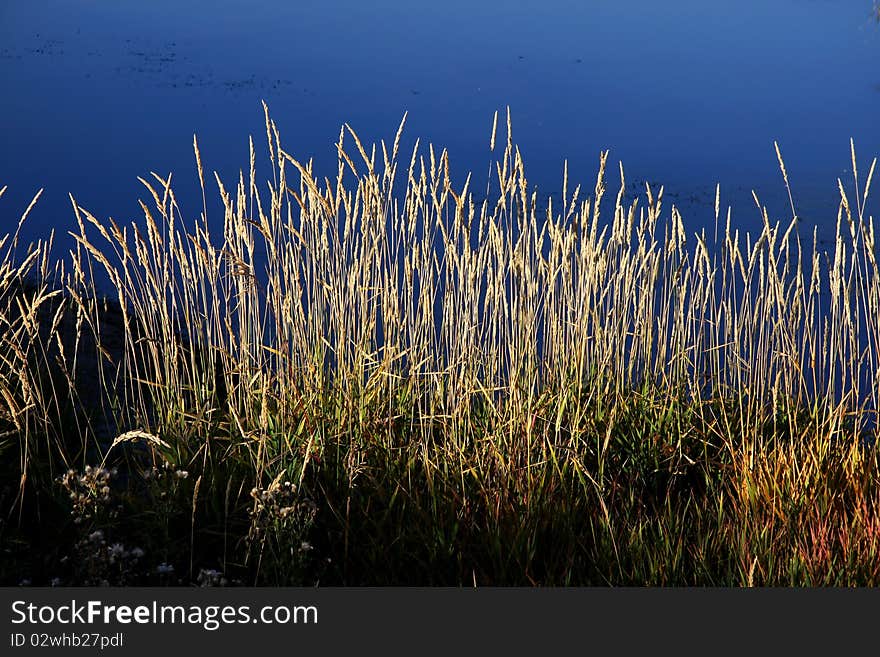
left=1, top=0, right=879, bottom=252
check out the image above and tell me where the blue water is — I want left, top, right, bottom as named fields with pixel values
left=1, top=0, right=879, bottom=251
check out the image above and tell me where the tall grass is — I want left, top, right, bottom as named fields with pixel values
left=2, top=106, right=879, bottom=584
left=0, top=188, right=75, bottom=498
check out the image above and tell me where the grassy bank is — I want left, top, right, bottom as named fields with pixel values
left=2, top=107, right=879, bottom=585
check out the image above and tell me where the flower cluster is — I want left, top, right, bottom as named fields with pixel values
left=142, top=459, right=189, bottom=484
left=247, top=478, right=319, bottom=582
left=197, top=568, right=227, bottom=587
left=249, top=479, right=317, bottom=540
left=59, top=465, right=118, bottom=524
left=63, top=528, right=147, bottom=586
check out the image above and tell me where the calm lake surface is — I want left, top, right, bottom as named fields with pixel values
left=1, top=1, right=879, bottom=251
